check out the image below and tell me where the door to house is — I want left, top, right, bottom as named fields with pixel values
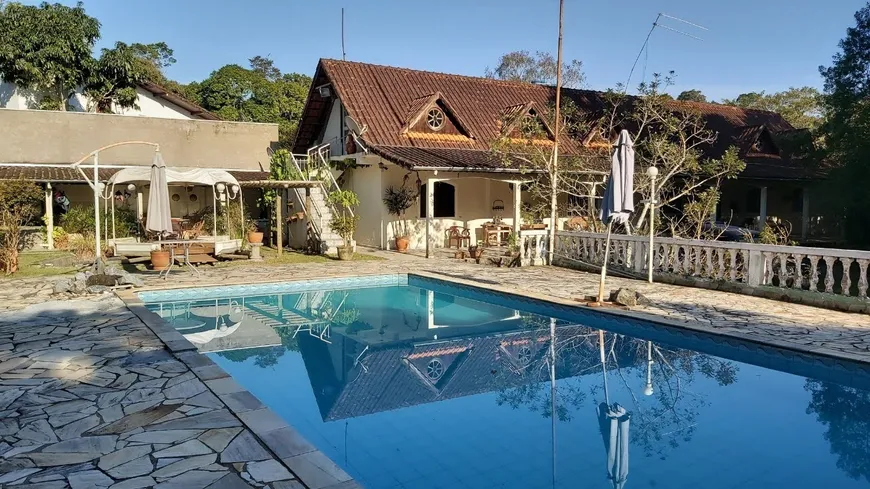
left=419, top=182, right=456, bottom=218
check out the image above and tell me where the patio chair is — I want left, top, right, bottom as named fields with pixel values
left=182, top=220, right=205, bottom=240
left=446, top=226, right=471, bottom=249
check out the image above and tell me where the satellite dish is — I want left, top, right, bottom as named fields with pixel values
left=344, top=115, right=369, bottom=154
left=345, top=115, right=367, bottom=136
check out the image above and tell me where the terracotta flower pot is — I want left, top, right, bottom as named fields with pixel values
left=150, top=250, right=171, bottom=271
left=247, top=231, right=264, bottom=244
left=337, top=246, right=354, bottom=261
left=395, top=236, right=410, bottom=252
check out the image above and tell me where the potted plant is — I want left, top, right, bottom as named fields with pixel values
left=150, top=245, right=171, bottom=271
left=246, top=220, right=263, bottom=245
left=383, top=185, right=416, bottom=252
left=327, top=189, right=360, bottom=260
left=468, top=240, right=484, bottom=260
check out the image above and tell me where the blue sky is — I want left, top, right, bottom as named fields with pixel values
left=28, top=0, right=867, bottom=100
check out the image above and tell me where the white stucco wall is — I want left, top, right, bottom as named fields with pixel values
left=321, top=100, right=346, bottom=156
left=346, top=161, right=384, bottom=248
left=0, top=80, right=38, bottom=109
left=113, top=88, right=197, bottom=119
left=0, top=81, right=196, bottom=120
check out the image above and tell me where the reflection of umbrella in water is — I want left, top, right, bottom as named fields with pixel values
left=598, top=402, right=630, bottom=489
left=597, top=330, right=630, bottom=489
left=184, top=318, right=241, bottom=345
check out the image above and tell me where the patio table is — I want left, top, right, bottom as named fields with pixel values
left=483, top=223, right=512, bottom=246
left=158, top=239, right=202, bottom=279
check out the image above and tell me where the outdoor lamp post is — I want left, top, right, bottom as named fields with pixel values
left=644, top=340, right=654, bottom=396
left=646, top=166, right=659, bottom=283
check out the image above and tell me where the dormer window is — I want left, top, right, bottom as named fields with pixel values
left=401, top=92, right=474, bottom=140
left=426, top=108, right=445, bottom=131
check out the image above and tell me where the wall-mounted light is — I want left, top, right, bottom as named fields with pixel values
left=317, top=84, right=332, bottom=98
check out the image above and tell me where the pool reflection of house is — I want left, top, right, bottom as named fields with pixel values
left=300, top=323, right=640, bottom=422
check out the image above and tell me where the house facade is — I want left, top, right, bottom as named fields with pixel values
left=293, top=59, right=821, bottom=253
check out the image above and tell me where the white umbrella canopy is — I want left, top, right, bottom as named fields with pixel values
left=596, top=130, right=636, bottom=302
left=145, top=152, right=173, bottom=237
left=599, top=130, right=636, bottom=225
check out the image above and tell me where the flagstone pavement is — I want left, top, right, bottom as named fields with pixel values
left=0, top=249, right=868, bottom=487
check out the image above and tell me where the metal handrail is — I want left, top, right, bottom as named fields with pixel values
left=290, top=153, right=326, bottom=238
left=306, top=144, right=354, bottom=218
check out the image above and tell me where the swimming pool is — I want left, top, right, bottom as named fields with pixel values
left=142, top=274, right=870, bottom=489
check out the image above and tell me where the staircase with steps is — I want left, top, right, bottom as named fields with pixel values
left=290, top=150, right=354, bottom=255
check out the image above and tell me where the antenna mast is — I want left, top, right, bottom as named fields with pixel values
left=624, top=12, right=707, bottom=92
left=341, top=7, right=346, bottom=61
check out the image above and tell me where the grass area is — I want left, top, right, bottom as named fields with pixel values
left=1, top=251, right=80, bottom=279
left=215, top=247, right=383, bottom=267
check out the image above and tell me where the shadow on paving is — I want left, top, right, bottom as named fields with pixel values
left=0, top=300, right=303, bottom=489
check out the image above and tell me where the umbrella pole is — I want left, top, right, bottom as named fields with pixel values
left=599, top=329, right=610, bottom=405
left=597, top=219, right=614, bottom=302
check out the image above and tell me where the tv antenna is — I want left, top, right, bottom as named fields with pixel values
left=624, top=13, right=708, bottom=91
left=341, top=7, right=346, bottom=61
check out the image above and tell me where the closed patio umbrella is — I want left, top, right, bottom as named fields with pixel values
left=145, top=151, right=173, bottom=237
left=596, top=130, right=636, bottom=302
left=598, top=402, right=631, bottom=489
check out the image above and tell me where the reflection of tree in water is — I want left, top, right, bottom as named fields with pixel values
left=805, top=380, right=870, bottom=483
left=494, top=315, right=739, bottom=460
left=217, top=345, right=285, bottom=368
left=619, top=338, right=738, bottom=460
left=216, top=328, right=300, bottom=368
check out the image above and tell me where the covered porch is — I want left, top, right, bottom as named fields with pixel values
left=342, top=152, right=601, bottom=255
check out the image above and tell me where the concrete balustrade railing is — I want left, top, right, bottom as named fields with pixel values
left=548, top=231, right=870, bottom=300
left=518, top=230, right=549, bottom=266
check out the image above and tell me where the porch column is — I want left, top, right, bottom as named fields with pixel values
left=512, top=181, right=521, bottom=235
left=136, top=191, right=144, bottom=222
left=425, top=178, right=435, bottom=259
left=801, top=188, right=810, bottom=240
left=276, top=190, right=283, bottom=256
left=759, top=186, right=768, bottom=230
left=44, top=183, right=54, bottom=250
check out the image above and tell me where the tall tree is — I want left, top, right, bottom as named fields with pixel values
left=721, top=87, right=824, bottom=130
left=676, top=89, right=707, bottom=103
left=188, top=59, right=311, bottom=146
left=486, top=50, right=584, bottom=88
left=84, top=41, right=150, bottom=112
left=249, top=55, right=280, bottom=81
left=819, top=2, right=870, bottom=246
left=0, top=1, right=100, bottom=110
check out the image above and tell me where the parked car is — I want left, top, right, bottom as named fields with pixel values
left=702, top=221, right=760, bottom=242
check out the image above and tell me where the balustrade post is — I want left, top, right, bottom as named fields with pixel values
left=857, top=259, right=869, bottom=299
left=823, top=256, right=835, bottom=294
left=633, top=241, right=645, bottom=273
left=841, top=258, right=854, bottom=296
left=747, top=250, right=765, bottom=287
left=808, top=255, right=820, bottom=292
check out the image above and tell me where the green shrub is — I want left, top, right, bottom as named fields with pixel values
left=59, top=205, right=95, bottom=235
left=59, top=204, right=139, bottom=239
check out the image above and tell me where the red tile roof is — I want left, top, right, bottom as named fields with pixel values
left=294, top=59, right=813, bottom=179
left=0, top=165, right=267, bottom=183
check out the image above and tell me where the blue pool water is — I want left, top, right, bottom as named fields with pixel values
left=143, top=275, right=870, bottom=489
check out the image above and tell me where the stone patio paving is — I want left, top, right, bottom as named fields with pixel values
left=0, top=296, right=347, bottom=488
left=0, top=248, right=868, bottom=487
